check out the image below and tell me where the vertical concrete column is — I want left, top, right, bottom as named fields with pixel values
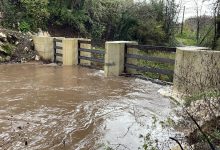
left=32, top=36, right=54, bottom=61
left=79, top=39, right=92, bottom=66
left=104, top=41, right=137, bottom=77
left=62, top=38, right=77, bottom=66
left=44, top=37, right=54, bottom=61
left=61, top=38, right=92, bottom=66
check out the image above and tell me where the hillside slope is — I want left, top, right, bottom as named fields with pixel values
left=0, top=28, right=37, bottom=63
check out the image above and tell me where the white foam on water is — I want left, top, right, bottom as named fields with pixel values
left=158, top=86, right=173, bottom=98
left=158, top=86, right=184, bottom=104
left=88, top=70, right=104, bottom=77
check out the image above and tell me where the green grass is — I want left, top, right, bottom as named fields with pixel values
left=91, top=46, right=176, bottom=82
left=134, top=51, right=175, bottom=82
left=1, top=43, right=15, bottom=55
left=184, top=90, right=220, bottom=106
left=175, top=32, right=197, bottom=46
left=176, top=36, right=197, bottom=46
left=175, top=25, right=198, bottom=46
left=91, top=47, right=105, bottom=69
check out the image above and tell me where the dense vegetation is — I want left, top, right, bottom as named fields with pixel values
left=0, top=0, right=178, bottom=46
left=176, top=16, right=216, bottom=48
left=1, top=0, right=219, bottom=49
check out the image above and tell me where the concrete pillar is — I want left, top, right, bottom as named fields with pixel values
left=104, top=41, right=137, bottom=77
left=173, top=47, right=220, bottom=96
left=62, top=38, right=78, bottom=66
left=32, top=36, right=54, bottom=61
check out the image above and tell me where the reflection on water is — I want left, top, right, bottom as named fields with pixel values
left=0, top=64, right=178, bottom=150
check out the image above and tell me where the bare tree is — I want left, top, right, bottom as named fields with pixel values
left=193, top=0, right=205, bottom=45
left=181, top=6, right=185, bottom=35
left=214, top=0, right=220, bottom=48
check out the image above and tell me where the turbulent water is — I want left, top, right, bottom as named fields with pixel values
left=0, top=64, right=179, bottom=150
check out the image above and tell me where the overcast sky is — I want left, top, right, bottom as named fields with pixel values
left=178, top=0, right=216, bottom=21
left=134, top=0, right=216, bottom=21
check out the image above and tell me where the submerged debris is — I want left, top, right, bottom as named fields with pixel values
left=25, top=141, right=28, bottom=146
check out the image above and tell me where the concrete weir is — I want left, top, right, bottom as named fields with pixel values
left=32, top=36, right=139, bottom=77
left=32, top=36, right=220, bottom=97
left=32, top=36, right=91, bottom=66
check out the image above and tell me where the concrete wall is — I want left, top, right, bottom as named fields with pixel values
left=173, top=47, right=220, bottom=96
left=33, top=37, right=137, bottom=77
left=62, top=38, right=76, bottom=65
left=32, top=36, right=91, bottom=66
left=32, top=36, right=55, bottom=61
left=62, top=38, right=91, bottom=65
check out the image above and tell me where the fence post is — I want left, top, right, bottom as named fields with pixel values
left=104, top=41, right=137, bottom=77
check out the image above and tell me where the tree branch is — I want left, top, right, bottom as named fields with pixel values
left=185, top=110, right=216, bottom=150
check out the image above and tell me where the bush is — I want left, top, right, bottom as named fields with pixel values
left=18, top=21, right=31, bottom=32
left=1, top=0, right=177, bottom=46
left=2, top=0, right=49, bottom=31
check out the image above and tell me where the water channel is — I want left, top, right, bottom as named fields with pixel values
left=0, top=64, right=179, bottom=150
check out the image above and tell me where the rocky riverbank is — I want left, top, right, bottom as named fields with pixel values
left=0, top=28, right=37, bottom=63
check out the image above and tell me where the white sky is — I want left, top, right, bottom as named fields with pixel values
left=134, top=0, right=216, bottom=21
left=178, top=0, right=216, bottom=21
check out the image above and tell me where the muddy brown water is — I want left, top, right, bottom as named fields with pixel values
left=0, top=64, right=179, bottom=150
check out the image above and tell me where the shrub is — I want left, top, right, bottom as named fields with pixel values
left=18, top=21, right=31, bottom=32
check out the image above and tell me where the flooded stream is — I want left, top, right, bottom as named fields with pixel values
left=0, top=64, right=179, bottom=150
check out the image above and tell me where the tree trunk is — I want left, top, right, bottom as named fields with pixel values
left=214, top=1, right=220, bottom=49
left=196, top=19, right=200, bottom=44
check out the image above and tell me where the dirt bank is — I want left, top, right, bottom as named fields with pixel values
left=0, top=27, right=37, bottom=63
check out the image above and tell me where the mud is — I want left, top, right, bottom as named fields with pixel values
left=0, top=64, right=179, bottom=150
